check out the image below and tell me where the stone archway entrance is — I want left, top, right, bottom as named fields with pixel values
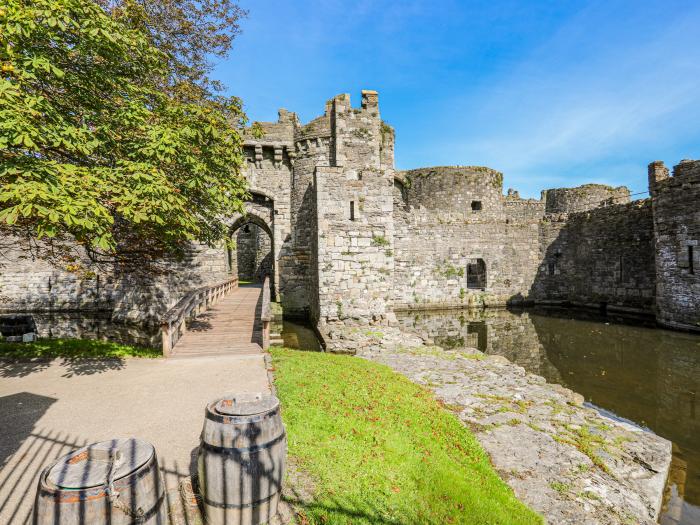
left=467, top=258, right=486, bottom=290
left=235, top=222, right=272, bottom=283
left=229, top=215, right=274, bottom=286
left=226, top=191, right=278, bottom=299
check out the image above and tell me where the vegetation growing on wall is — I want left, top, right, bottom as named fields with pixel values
left=434, top=259, right=465, bottom=279
left=371, top=234, right=390, bottom=247
left=380, top=121, right=394, bottom=144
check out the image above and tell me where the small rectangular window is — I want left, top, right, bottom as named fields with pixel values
left=619, top=255, right=624, bottom=283
left=548, top=262, right=555, bottom=276
left=471, top=200, right=482, bottom=212
left=350, top=201, right=355, bottom=221
left=690, top=245, right=695, bottom=274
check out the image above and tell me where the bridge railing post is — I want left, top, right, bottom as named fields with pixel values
left=261, top=275, right=272, bottom=351
left=161, top=322, right=172, bottom=357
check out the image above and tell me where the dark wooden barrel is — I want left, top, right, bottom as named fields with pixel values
left=198, top=393, right=286, bottom=525
left=33, top=438, right=166, bottom=525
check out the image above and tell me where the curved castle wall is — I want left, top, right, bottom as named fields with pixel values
left=543, top=184, right=630, bottom=214
left=392, top=166, right=541, bottom=309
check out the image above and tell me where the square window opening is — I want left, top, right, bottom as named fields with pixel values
left=690, top=245, right=695, bottom=274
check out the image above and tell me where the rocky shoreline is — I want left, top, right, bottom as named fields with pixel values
left=321, top=324, right=672, bottom=524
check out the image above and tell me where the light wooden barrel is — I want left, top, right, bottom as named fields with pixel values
left=198, top=393, right=286, bottom=525
left=33, top=438, right=166, bottom=525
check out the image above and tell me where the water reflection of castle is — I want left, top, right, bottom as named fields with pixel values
left=395, top=307, right=700, bottom=520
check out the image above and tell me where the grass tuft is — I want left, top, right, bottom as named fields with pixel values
left=0, top=338, right=160, bottom=359
left=271, top=347, right=542, bottom=524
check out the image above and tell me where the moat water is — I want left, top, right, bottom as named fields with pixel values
left=14, top=308, right=699, bottom=523
left=396, top=307, right=700, bottom=525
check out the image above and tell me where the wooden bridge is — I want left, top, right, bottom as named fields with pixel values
left=160, top=276, right=272, bottom=357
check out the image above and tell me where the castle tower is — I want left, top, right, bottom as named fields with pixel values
left=311, top=91, right=396, bottom=328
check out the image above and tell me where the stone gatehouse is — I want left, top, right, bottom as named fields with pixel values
left=1, top=91, right=698, bottom=332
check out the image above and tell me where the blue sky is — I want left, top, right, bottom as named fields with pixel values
left=214, top=0, right=700, bottom=198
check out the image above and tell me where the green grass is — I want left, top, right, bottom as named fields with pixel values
left=0, top=338, right=161, bottom=359
left=271, top=347, right=543, bottom=524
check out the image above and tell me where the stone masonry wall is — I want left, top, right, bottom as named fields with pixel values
left=532, top=197, right=656, bottom=313
left=313, top=91, right=395, bottom=325
left=0, top=239, right=229, bottom=325
left=0, top=89, right=697, bottom=333
left=504, top=196, right=546, bottom=301
left=392, top=167, right=540, bottom=309
left=287, top=113, right=332, bottom=317
left=543, top=184, right=631, bottom=214
left=649, top=160, right=700, bottom=331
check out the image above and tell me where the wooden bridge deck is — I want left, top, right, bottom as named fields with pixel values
left=170, top=284, right=263, bottom=357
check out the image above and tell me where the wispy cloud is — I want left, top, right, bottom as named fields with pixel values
left=436, top=2, right=700, bottom=194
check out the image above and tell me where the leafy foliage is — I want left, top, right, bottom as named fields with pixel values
left=98, top=0, right=246, bottom=101
left=0, top=0, right=248, bottom=264
left=0, top=337, right=160, bottom=358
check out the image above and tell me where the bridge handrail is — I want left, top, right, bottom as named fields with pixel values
left=261, top=274, right=271, bottom=350
left=160, top=277, right=238, bottom=356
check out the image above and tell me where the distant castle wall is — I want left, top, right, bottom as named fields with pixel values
left=650, top=160, right=700, bottom=331
left=532, top=199, right=657, bottom=313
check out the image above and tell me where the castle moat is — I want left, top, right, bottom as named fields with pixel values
left=396, top=307, right=700, bottom=525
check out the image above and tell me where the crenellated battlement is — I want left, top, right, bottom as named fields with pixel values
left=649, top=159, right=700, bottom=194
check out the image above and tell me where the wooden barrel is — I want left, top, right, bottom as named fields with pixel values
left=33, top=438, right=166, bottom=525
left=198, top=393, right=286, bottom=525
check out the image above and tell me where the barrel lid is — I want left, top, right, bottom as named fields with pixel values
left=214, top=392, right=279, bottom=416
left=46, top=438, right=154, bottom=490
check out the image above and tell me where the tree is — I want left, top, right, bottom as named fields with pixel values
left=97, top=0, right=247, bottom=103
left=0, top=0, right=249, bottom=268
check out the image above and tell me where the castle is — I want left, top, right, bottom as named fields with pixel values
left=1, top=91, right=698, bottom=333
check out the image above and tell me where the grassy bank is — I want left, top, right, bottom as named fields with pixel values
left=0, top=338, right=160, bottom=359
left=271, top=347, right=542, bottom=524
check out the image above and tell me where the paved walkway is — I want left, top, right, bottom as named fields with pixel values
left=172, top=284, right=263, bottom=357
left=0, top=284, right=272, bottom=524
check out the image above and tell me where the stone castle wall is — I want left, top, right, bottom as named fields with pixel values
left=650, top=160, right=700, bottom=331
left=0, top=90, right=697, bottom=332
left=313, top=91, right=395, bottom=325
left=0, top=239, right=228, bottom=325
left=543, top=184, right=630, bottom=214
left=532, top=198, right=657, bottom=314
left=392, top=167, right=522, bottom=309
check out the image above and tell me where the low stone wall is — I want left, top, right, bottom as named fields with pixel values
left=0, top=239, right=230, bottom=325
